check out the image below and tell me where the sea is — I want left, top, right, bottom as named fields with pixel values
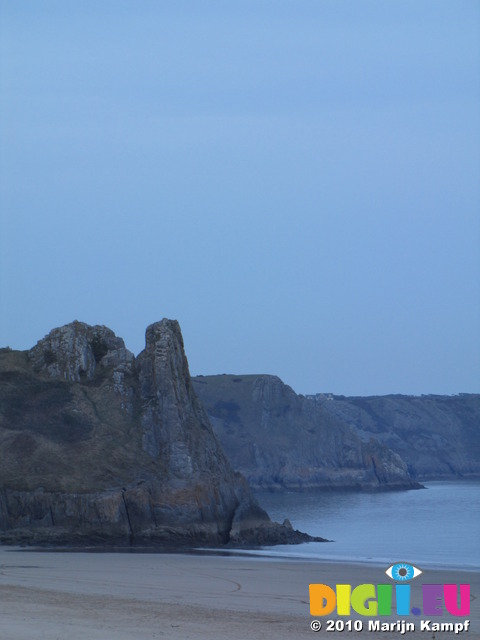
left=250, top=480, right=480, bottom=570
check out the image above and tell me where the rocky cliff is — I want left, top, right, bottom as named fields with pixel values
left=192, top=375, right=421, bottom=491
left=313, top=393, right=480, bottom=480
left=0, top=321, right=321, bottom=546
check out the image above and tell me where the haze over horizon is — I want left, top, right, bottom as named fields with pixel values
left=1, top=1, right=479, bottom=397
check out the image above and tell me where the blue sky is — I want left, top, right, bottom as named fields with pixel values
left=1, top=1, right=479, bottom=395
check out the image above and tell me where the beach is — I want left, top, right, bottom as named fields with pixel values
left=0, top=547, right=477, bottom=640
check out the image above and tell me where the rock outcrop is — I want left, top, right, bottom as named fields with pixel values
left=192, top=375, right=421, bottom=491
left=313, top=393, right=480, bottom=480
left=0, top=321, right=322, bottom=546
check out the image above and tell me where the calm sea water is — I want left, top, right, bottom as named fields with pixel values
left=253, top=480, right=480, bottom=570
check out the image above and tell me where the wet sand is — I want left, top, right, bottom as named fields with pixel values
left=0, top=547, right=477, bottom=639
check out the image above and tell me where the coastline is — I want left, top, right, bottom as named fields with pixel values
left=0, top=546, right=478, bottom=639
left=10, top=540, right=480, bottom=572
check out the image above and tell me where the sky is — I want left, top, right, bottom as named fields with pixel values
left=0, top=0, right=479, bottom=396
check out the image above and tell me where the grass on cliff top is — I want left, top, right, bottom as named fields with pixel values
left=0, top=349, right=156, bottom=493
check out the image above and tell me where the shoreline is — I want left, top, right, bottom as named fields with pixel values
left=7, top=543, right=480, bottom=573
left=0, top=546, right=478, bottom=639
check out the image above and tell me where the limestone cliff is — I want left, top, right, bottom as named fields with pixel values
left=0, top=321, right=319, bottom=546
left=192, top=375, right=421, bottom=491
left=313, top=393, right=480, bottom=480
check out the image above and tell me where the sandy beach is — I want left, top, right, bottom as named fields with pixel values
left=0, top=547, right=477, bottom=640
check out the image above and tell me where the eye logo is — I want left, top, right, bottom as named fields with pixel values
left=385, top=562, right=422, bottom=582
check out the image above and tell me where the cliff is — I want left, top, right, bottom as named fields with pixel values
left=0, top=321, right=321, bottom=546
left=313, top=393, right=480, bottom=480
left=192, top=375, right=421, bottom=491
